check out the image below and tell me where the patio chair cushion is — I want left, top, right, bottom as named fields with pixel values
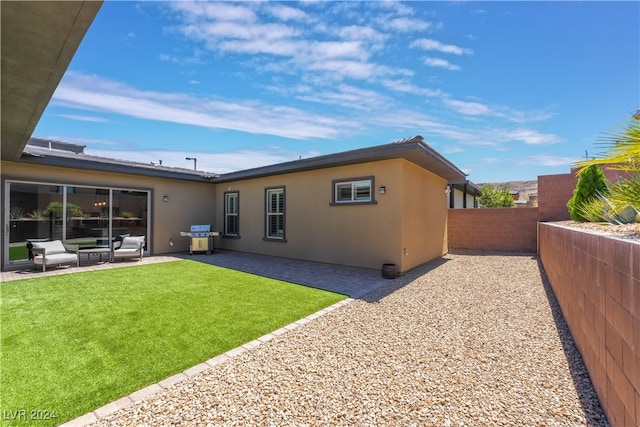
left=112, top=236, right=145, bottom=261
left=119, top=236, right=144, bottom=250
left=32, top=240, right=78, bottom=271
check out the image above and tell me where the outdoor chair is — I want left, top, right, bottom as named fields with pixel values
left=112, top=235, right=145, bottom=262
left=31, top=240, right=78, bottom=272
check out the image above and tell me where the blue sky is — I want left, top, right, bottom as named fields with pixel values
left=33, top=1, right=639, bottom=183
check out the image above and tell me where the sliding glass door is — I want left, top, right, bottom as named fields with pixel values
left=5, top=181, right=149, bottom=267
left=7, top=183, right=63, bottom=263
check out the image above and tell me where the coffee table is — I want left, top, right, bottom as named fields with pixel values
left=76, top=247, right=111, bottom=266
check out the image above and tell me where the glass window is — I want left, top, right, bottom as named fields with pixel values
left=333, top=178, right=374, bottom=204
left=265, top=187, right=285, bottom=240
left=111, top=190, right=148, bottom=248
left=224, top=192, right=239, bottom=236
left=8, top=183, right=62, bottom=262
left=6, top=181, right=149, bottom=265
left=65, top=187, right=110, bottom=247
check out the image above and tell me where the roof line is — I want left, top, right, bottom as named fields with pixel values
left=15, top=137, right=468, bottom=184
left=214, top=140, right=467, bottom=183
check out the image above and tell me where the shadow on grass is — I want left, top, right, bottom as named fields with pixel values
left=535, top=257, right=610, bottom=427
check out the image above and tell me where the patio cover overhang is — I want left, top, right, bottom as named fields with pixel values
left=1, top=1, right=103, bottom=161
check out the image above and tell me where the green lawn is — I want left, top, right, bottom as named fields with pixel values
left=1, top=260, right=346, bottom=426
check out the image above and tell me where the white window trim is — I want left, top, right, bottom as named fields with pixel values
left=265, top=187, right=285, bottom=240
left=332, top=176, right=376, bottom=205
left=224, top=191, right=239, bottom=237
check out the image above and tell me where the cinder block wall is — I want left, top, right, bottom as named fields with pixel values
left=537, top=173, right=577, bottom=221
left=447, top=207, right=538, bottom=252
left=537, top=168, right=632, bottom=222
left=539, top=223, right=640, bottom=427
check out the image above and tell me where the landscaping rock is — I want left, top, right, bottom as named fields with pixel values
left=92, top=253, right=607, bottom=426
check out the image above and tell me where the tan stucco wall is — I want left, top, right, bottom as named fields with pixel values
left=1, top=161, right=216, bottom=259
left=400, top=161, right=448, bottom=272
left=216, top=159, right=448, bottom=272
left=4, top=157, right=450, bottom=273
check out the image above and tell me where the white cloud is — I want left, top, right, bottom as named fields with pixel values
left=184, top=21, right=299, bottom=44
left=267, top=4, right=310, bottom=22
left=83, top=147, right=320, bottom=174
left=304, top=59, right=378, bottom=79
left=309, top=41, right=369, bottom=61
left=480, top=157, right=502, bottom=164
left=502, top=128, right=564, bottom=145
left=372, top=110, right=488, bottom=143
left=52, top=72, right=350, bottom=140
left=505, top=109, right=555, bottom=123
left=517, top=154, right=580, bottom=167
left=444, top=99, right=491, bottom=115
left=441, top=145, right=465, bottom=154
left=119, top=32, right=136, bottom=42
left=371, top=108, right=562, bottom=148
left=57, top=114, right=110, bottom=123
left=172, top=2, right=257, bottom=23
left=382, top=17, right=433, bottom=33
left=218, top=38, right=302, bottom=56
left=374, top=1, right=416, bottom=16
left=158, top=53, right=204, bottom=66
left=338, top=25, right=387, bottom=46
left=381, top=79, right=445, bottom=97
left=424, top=57, right=460, bottom=71
left=297, top=84, right=391, bottom=110
left=411, top=38, right=473, bottom=55
left=168, top=4, right=387, bottom=82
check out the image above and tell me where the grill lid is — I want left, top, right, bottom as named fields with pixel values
left=190, top=224, right=211, bottom=233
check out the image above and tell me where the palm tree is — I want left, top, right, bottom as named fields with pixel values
left=574, top=111, right=640, bottom=223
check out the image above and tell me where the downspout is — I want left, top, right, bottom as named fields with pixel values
left=463, top=183, right=467, bottom=208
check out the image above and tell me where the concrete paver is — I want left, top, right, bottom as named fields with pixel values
left=2, top=249, right=397, bottom=299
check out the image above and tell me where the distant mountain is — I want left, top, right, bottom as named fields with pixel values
left=478, top=180, right=538, bottom=196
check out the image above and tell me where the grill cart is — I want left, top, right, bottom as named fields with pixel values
left=180, top=224, right=220, bottom=255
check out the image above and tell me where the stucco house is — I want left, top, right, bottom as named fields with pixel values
left=3, top=136, right=467, bottom=275
left=1, top=1, right=471, bottom=275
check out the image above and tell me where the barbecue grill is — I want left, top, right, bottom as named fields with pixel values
left=180, top=224, right=219, bottom=255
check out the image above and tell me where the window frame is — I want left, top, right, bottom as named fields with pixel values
left=223, top=191, right=240, bottom=237
left=331, top=176, right=377, bottom=205
left=264, top=186, right=286, bottom=241
left=4, top=179, right=150, bottom=267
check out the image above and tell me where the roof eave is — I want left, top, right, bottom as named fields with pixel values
left=214, top=141, right=467, bottom=184
left=448, top=180, right=482, bottom=195
left=15, top=153, right=216, bottom=183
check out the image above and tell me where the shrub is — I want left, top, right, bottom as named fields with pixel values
left=478, top=185, right=514, bottom=208
left=567, top=165, right=608, bottom=222
left=573, top=113, right=640, bottom=223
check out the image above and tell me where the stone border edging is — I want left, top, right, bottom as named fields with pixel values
left=58, top=298, right=354, bottom=427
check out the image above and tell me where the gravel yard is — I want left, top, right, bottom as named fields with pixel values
left=93, top=253, right=607, bottom=426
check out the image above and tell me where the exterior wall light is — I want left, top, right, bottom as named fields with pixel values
left=163, top=195, right=169, bottom=202
left=379, top=186, right=386, bottom=194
